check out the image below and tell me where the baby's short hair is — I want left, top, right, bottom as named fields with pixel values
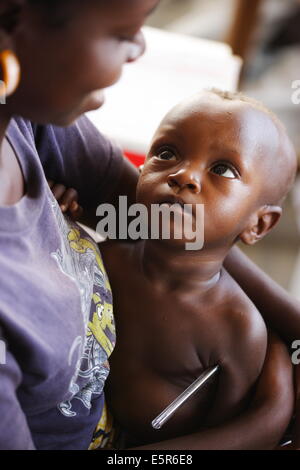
left=207, top=88, right=284, bottom=133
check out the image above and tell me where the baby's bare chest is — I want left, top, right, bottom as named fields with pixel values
left=108, top=268, right=228, bottom=392
left=106, top=259, right=257, bottom=443
left=107, top=278, right=225, bottom=442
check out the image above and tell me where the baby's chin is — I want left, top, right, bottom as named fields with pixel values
left=148, top=222, right=199, bottom=249
left=148, top=236, right=200, bottom=254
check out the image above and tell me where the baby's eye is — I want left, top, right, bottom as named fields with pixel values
left=156, top=149, right=177, bottom=161
left=211, top=164, right=237, bottom=179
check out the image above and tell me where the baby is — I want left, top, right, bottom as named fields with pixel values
left=53, top=89, right=297, bottom=448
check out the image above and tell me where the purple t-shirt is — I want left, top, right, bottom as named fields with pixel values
left=0, top=115, right=124, bottom=449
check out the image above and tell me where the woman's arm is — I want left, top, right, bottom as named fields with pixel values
left=78, top=157, right=139, bottom=231
left=130, top=331, right=294, bottom=450
left=225, top=245, right=300, bottom=447
left=224, top=246, right=300, bottom=342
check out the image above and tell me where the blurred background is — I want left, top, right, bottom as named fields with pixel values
left=145, top=0, right=300, bottom=296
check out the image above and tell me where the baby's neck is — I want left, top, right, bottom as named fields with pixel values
left=138, top=240, right=227, bottom=293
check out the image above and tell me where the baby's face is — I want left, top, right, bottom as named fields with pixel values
left=137, top=94, right=282, bottom=249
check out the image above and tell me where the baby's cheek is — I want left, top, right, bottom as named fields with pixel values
left=139, top=174, right=157, bottom=193
left=136, top=181, right=150, bottom=205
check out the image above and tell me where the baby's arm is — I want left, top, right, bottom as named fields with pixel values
left=203, top=299, right=268, bottom=427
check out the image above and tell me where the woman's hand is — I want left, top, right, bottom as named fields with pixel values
left=48, top=181, right=83, bottom=220
left=290, top=365, right=300, bottom=449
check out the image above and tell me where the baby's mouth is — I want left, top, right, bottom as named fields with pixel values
left=156, top=196, right=195, bottom=218
left=157, top=195, right=185, bottom=208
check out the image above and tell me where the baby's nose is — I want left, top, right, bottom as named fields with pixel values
left=167, top=169, right=201, bottom=194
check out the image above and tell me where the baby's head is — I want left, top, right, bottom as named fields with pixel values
left=137, top=89, right=297, bottom=251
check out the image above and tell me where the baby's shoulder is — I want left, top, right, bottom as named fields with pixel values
left=212, top=269, right=267, bottom=362
left=199, top=270, right=268, bottom=424
left=99, top=239, right=140, bottom=281
left=99, top=239, right=134, bottom=259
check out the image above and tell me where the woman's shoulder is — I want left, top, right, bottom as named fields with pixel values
left=7, top=115, right=125, bottom=208
left=7, top=116, right=36, bottom=145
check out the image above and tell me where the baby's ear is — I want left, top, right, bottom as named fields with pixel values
left=239, top=205, right=282, bottom=246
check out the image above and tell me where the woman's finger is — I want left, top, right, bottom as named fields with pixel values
left=69, top=203, right=84, bottom=221
left=50, top=184, right=68, bottom=203
left=60, top=188, right=79, bottom=210
left=292, top=366, right=300, bottom=447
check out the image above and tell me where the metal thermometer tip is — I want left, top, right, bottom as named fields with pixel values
left=151, top=365, right=219, bottom=430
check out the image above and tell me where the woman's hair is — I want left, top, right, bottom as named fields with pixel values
left=27, top=0, right=84, bottom=27
left=27, top=0, right=76, bottom=8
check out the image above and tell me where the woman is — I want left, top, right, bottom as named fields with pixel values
left=0, top=0, right=299, bottom=450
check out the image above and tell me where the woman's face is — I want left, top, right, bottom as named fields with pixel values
left=5, top=0, right=159, bottom=125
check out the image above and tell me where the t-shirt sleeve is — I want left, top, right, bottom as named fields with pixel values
left=0, top=336, right=35, bottom=450
left=32, top=115, right=125, bottom=208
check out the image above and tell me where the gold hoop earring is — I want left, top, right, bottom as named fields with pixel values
left=0, top=50, right=21, bottom=98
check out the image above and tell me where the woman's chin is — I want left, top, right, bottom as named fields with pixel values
left=51, top=92, right=106, bottom=126
left=83, top=90, right=106, bottom=111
